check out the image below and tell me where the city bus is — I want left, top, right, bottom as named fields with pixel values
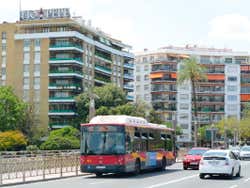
left=80, top=115, right=176, bottom=176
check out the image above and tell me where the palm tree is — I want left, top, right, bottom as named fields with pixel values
left=177, top=57, right=207, bottom=147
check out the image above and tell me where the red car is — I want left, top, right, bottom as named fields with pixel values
left=183, top=147, right=209, bottom=170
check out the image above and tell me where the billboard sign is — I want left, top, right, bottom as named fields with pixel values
left=20, top=8, right=70, bottom=21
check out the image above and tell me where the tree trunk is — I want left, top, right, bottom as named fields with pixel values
left=192, top=80, right=198, bottom=147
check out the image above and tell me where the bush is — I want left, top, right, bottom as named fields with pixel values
left=0, top=130, right=27, bottom=151
left=40, top=127, right=80, bottom=150
left=26, top=145, right=39, bottom=151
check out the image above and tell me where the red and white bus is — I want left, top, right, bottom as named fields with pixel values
left=80, top=115, right=175, bottom=176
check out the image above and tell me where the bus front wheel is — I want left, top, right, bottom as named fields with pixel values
left=134, top=159, right=141, bottom=175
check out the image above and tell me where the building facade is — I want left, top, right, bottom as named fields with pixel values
left=135, top=45, right=250, bottom=144
left=0, top=8, right=134, bottom=130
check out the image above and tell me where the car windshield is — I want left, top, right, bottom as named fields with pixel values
left=188, top=149, right=207, bottom=156
left=203, top=151, right=227, bottom=157
left=241, top=146, right=250, bottom=151
left=81, top=130, right=125, bottom=155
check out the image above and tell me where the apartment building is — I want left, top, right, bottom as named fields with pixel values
left=0, top=8, right=134, bottom=130
left=135, top=45, right=250, bottom=144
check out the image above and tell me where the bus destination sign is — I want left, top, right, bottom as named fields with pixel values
left=20, top=8, right=70, bottom=21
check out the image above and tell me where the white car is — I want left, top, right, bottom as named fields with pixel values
left=199, top=150, right=241, bottom=179
left=239, top=146, right=250, bottom=160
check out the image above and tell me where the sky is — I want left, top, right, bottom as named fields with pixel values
left=1, top=0, right=250, bottom=52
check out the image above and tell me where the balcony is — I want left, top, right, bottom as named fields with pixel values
left=94, top=52, right=112, bottom=63
left=49, top=123, right=71, bottom=129
left=49, top=57, right=83, bottom=65
left=49, top=43, right=84, bottom=53
left=95, top=65, right=112, bottom=75
left=48, top=96, right=75, bottom=103
left=49, top=70, right=83, bottom=78
left=124, top=73, right=134, bottom=80
left=126, top=95, right=134, bottom=101
left=48, top=109, right=76, bottom=115
left=123, top=63, right=134, bottom=69
left=48, top=83, right=82, bottom=90
left=124, top=84, right=134, bottom=91
left=94, top=75, right=111, bottom=84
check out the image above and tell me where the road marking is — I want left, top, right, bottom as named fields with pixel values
left=89, top=181, right=107, bottom=185
left=229, top=185, right=238, bottom=188
left=145, top=174, right=198, bottom=188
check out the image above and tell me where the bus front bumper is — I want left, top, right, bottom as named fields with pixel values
left=81, top=164, right=126, bottom=173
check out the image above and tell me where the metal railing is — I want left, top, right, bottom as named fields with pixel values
left=0, top=150, right=85, bottom=186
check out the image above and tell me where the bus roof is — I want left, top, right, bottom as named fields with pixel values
left=81, top=115, right=174, bottom=131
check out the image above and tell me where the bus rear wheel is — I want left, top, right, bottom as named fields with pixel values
left=161, top=158, right=167, bottom=171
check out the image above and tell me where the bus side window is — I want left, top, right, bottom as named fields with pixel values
left=133, top=131, right=141, bottom=152
left=125, top=134, right=132, bottom=153
left=166, top=134, right=173, bottom=151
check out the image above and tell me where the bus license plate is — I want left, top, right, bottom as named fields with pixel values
left=96, top=166, right=106, bottom=169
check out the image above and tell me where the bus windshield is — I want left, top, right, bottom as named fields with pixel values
left=81, top=126, right=125, bottom=155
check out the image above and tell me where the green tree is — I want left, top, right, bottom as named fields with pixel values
left=0, top=86, right=27, bottom=132
left=40, top=127, right=80, bottom=150
left=0, top=130, right=27, bottom=151
left=177, top=57, right=207, bottom=146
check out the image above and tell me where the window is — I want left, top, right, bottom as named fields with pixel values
left=150, top=56, right=154, bottom=61
left=228, top=85, right=237, bottom=92
left=23, top=64, right=29, bottom=72
left=34, top=64, right=40, bottom=72
left=23, top=89, right=29, bottom=101
left=1, top=56, right=6, bottom=64
left=34, top=52, right=40, bottom=63
left=23, top=52, right=30, bottom=63
left=179, top=113, right=189, bottom=121
left=1, top=67, right=6, bottom=75
left=34, top=39, right=40, bottom=47
left=144, top=74, right=149, bottom=81
left=227, top=95, right=237, bottom=101
left=144, top=94, right=150, bottom=101
left=34, top=77, right=40, bottom=86
left=227, top=104, right=237, bottom=111
left=136, top=75, right=140, bottom=81
left=144, top=65, right=149, bottom=71
left=1, top=32, right=6, bottom=39
left=136, top=65, right=140, bottom=72
left=179, top=103, right=189, bottom=110
left=136, top=85, right=140, bottom=91
left=144, top=84, right=149, bottom=90
left=23, top=39, right=30, bottom=48
left=142, top=57, right=147, bottom=62
left=23, top=77, right=29, bottom=85
left=179, top=94, right=189, bottom=100
left=228, top=76, right=237, bottom=81
left=34, top=90, right=40, bottom=102
left=180, top=124, right=189, bottom=129
left=43, top=27, right=49, bottom=32
left=1, top=43, right=6, bottom=52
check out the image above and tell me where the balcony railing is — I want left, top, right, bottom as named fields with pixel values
left=124, top=84, right=134, bottom=90
left=49, top=43, right=83, bottom=51
left=124, top=74, right=134, bottom=80
left=126, top=95, right=134, bottom=101
left=49, top=109, right=75, bottom=113
left=49, top=97, right=75, bottom=101
left=94, top=75, right=111, bottom=83
left=49, top=57, right=83, bottom=63
left=49, top=70, right=83, bottom=75
left=95, top=65, right=112, bottom=74
left=123, top=63, right=134, bottom=69
left=49, top=83, right=82, bottom=88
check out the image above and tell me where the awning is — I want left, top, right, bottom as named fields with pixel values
left=207, top=74, right=225, bottom=81
left=150, top=73, right=164, bottom=79
left=241, top=94, right=250, bottom=101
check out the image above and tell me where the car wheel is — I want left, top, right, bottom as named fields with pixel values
left=199, top=174, right=205, bottom=179
left=95, top=172, right=103, bottom=177
left=183, top=166, right=188, bottom=170
left=236, top=166, right=241, bottom=177
left=229, top=168, right=234, bottom=179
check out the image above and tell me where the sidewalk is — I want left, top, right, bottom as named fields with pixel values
left=0, top=171, right=90, bottom=187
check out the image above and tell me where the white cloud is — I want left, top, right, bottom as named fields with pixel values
left=208, top=14, right=250, bottom=40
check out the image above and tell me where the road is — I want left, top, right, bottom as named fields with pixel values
left=5, top=161, right=250, bottom=188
